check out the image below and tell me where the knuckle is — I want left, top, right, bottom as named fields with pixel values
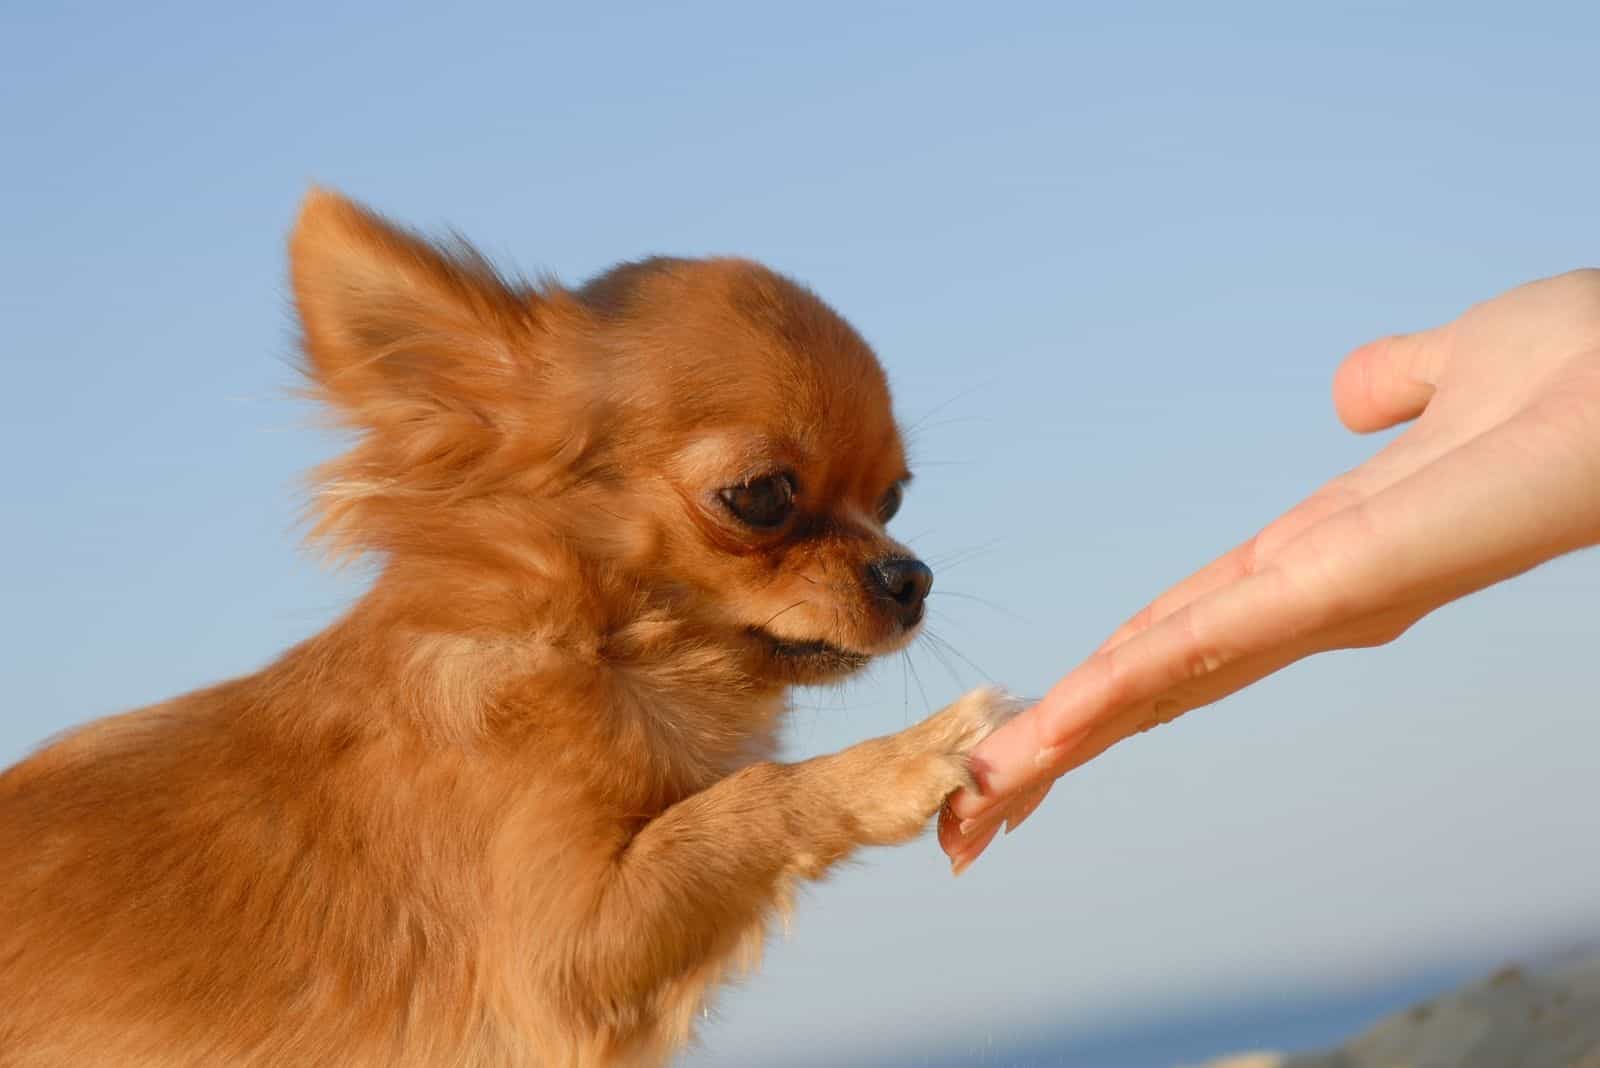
left=1173, top=606, right=1227, bottom=682
left=1131, top=696, right=1187, bottom=735
left=1183, top=646, right=1225, bottom=681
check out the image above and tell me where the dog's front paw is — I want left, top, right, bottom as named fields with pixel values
left=908, top=685, right=1026, bottom=760
left=847, top=687, right=1025, bottom=847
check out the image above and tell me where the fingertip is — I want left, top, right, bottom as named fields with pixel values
left=1331, top=340, right=1373, bottom=431
left=1333, top=333, right=1436, bottom=434
left=1332, top=338, right=1391, bottom=433
left=950, top=821, right=1001, bottom=876
left=944, top=783, right=986, bottom=823
left=937, top=798, right=976, bottom=855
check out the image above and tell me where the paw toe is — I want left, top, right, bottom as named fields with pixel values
left=948, top=686, right=1028, bottom=745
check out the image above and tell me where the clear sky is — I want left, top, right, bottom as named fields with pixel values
left=4, top=3, right=1598, bottom=1064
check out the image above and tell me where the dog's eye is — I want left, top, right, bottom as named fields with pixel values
left=720, top=473, right=796, bottom=529
left=876, top=483, right=904, bottom=524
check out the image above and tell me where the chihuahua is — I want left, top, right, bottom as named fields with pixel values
left=0, top=190, right=1015, bottom=1067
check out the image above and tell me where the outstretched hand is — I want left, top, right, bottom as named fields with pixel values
left=940, top=270, right=1600, bottom=874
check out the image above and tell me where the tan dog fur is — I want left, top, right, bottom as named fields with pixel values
left=0, top=191, right=1013, bottom=1067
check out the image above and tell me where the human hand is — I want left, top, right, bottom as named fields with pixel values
left=941, top=269, right=1600, bottom=873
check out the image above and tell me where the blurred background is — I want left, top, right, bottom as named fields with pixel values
left=4, top=4, right=1598, bottom=1065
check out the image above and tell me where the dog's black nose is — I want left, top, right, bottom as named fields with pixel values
left=866, top=557, right=934, bottom=628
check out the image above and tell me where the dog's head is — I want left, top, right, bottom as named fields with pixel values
left=292, top=189, right=928, bottom=686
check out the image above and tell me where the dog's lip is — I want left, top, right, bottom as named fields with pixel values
left=752, top=629, right=871, bottom=669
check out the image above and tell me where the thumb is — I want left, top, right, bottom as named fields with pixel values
left=1333, top=330, right=1441, bottom=433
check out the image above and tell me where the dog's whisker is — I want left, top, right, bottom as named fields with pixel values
left=903, top=646, right=932, bottom=715
left=904, top=376, right=1000, bottom=436
left=757, top=600, right=809, bottom=631
left=906, top=414, right=993, bottom=435
left=899, top=649, right=913, bottom=725
left=920, top=628, right=994, bottom=682
left=912, top=631, right=966, bottom=690
left=931, top=589, right=1034, bottom=625
left=925, top=540, right=1007, bottom=572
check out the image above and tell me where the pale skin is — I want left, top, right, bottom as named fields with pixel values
left=940, top=268, right=1600, bottom=873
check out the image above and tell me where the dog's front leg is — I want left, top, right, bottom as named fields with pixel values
left=572, top=688, right=1018, bottom=1026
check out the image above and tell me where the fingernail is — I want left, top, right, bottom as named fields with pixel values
left=1034, top=745, right=1061, bottom=769
left=951, top=823, right=1000, bottom=876
left=958, top=818, right=977, bottom=836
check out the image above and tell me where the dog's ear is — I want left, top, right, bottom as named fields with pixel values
left=290, top=187, right=535, bottom=428
left=290, top=189, right=586, bottom=561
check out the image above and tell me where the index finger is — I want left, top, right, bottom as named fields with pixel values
left=1097, top=485, right=1361, bottom=654
left=949, top=558, right=1325, bottom=822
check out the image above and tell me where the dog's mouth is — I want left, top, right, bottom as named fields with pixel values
left=752, top=629, right=872, bottom=678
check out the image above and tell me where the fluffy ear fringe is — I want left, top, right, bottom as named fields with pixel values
left=290, top=187, right=537, bottom=421
left=288, top=188, right=588, bottom=564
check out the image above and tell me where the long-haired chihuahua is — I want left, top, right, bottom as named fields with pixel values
left=0, top=190, right=1015, bottom=1067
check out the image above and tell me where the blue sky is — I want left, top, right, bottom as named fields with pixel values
left=5, top=3, right=1599, bottom=1063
